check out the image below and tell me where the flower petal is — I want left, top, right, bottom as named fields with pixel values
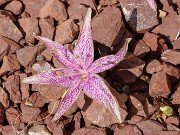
left=83, top=74, right=122, bottom=123
left=73, top=8, right=94, bottom=68
left=38, top=36, right=78, bottom=69
left=89, top=38, right=131, bottom=73
left=52, top=79, right=83, bottom=121
left=22, top=68, right=79, bottom=87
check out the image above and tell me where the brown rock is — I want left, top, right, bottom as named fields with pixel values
left=44, top=116, right=59, bottom=133
left=23, top=0, right=48, bottom=17
left=0, top=55, right=20, bottom=76
left=119, top=0, right=158, bottom=33
left=16, top=46, right=38, bottom=67
left=129, top=79, right=148, bottom=93
left=4, top=75, right=21, bottom=103
left=99, top=0, right=117, bottom=6
left=19, top=17, right=40, bottom=44
left=92, top=5, right=125, bottom=47
left=31, top=84, right=66, bottom=101
left=0, top=36, right=9, bottom=61
left=171, top=86, right=180, bottom=105
left=28, top=125, right=51, bottom=135
left=29, top=92, right=48, bottom=107
left=40, top=0, right=68, bottom=22
left=41, top=49, right=53, bottom=61
left=72, top=127, right=106, bottom=135
left=157, top=131, right=180, bottom=135
left=113, top=53, right=145, bottom=84
left=149, top=71, right=171, bottom=98
left=132, top=40, right=150, bottom=58
left=19, top=73, right=30, bottom=100
left=0, top=10, right=16, bottom=22
left=6, top=107, right=21, bottom=126
left=64, top=102, right=78, bottom=117
left=165, top=116, right=180, bottom=131
left=172, top=38, right=180, bottom=50
left=0, top=87, right=9, bottom=108
left=0, top=0, right=10, bottom=5
left=136, top=120, right=165, bottom=135
left=20, top=101, right=41, bottom=123
left=72, top=112, right=82, bottom=130
left=146, top=59, right=163, bottom=74
left=48, top=100, right=60, bottom=114
left=114, top=124, right=142, bottom=135
left=127, top=115, right=143, bottom=124
left=161, top=50, right=180, bottom=65
left=55, top=19, right=79, bottom=44
left=67, top=0, right=97, bottom=21
left=0, top=103, right=5, bottom=125
left=1, top=126, right=17, bottom=135
left=0, top=17, right=22, bottom=42
left=128, top=93, right=155, bottom=117
left=39, top=17, right=55, bottom=40
left=5, top=1, right=23, bottom=15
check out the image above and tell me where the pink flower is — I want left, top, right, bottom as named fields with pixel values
left=22, top=8, right=130, bottom=123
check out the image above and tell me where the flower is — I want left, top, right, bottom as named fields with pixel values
left=22, top=8, right=131, bottom=123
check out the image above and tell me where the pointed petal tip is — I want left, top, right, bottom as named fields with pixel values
left=84, top=7, right=92, bottom=24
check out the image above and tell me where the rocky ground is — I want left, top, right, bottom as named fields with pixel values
left=0, top=0, right=180, bottom=135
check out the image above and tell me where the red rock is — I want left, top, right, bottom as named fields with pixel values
left=92, top=5, right=125, bottom=47
left=4, top=75, right=21, bottom=103
left=0, top=55, right=20, bottom=76
left=72, top=127, right=106, bottom=135
left=171, top=86, right=180, bottom=105
left=23, top=0, right=48, bottom=17
left=114, top=124, right=142, bottom=135
left=40, top=0, right=68, bottom=22
left=55, top=19, right=79, bottom=44
left=119, top=0, right=158, bottom=33
left=0, top=87, right=9, bottom=108
left=165, top=116, right=180, bottom=131
left=39, top=17, right=55, bottom=40
left=44, top=116, right=59, bottom=133
left=113, top=53, right=145, bottom=84
left=16, top=46, right=38, bottom=67
left=5, top=1, right=23, bottom=15
left=132, top=40, right=150, bottom=58
left=19, top=73, right=30, bottom=100
left=20, top=101, right=41, bottom=123
left=127, top=115, right=143, bottom=124
left=0, top=103, right=5, bottom=125
left=1, top=126, right=17, bottom=135
left=19, top=17, right=40, bottom=44
left=0, top=17, right=22, bottom=42
left=136, top=120, right=165, bottom=135
left=146, top=59, right=163, bottom=74
left=6, top=107, right=21, bottom=126
left=0, top=36, right=9, bottom=61
left=67, top=0, right=96, bottom=21
left=128, top=93, right=155, bottom=117
left=29, top=92, right=48, bottom=107
left=41, top=49, right=53, bottom=61
left=72, top=112, right=82, bottom=130
left=149, top=71, right=171, bottom=98
left=28, top=124, right=51, bottom=135
left=172, top=38, right=180, bottom=50
left=0, top=0, right=10, bottom=5
left=161, top=50, right=180, bottom=65
left=64, top=102, right=78, bottom=117
left=157, top=131, right=179, bottom=135
left=31, top=84, right=66, bottom=101
left=48, top=100, right=60, bottom=114
left=0, top=10, right=16, bottom=22
left=129, top=79, right=148, bottom=93
left=99, top=0, right=117, bottom=6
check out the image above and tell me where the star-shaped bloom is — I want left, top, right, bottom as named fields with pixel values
left=22, top=8, right=130, bottom=123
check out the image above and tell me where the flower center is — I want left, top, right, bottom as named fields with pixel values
left=79, top=69, right=88, bottom=79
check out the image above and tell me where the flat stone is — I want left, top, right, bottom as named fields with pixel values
left=0, top=36, right=9, bottom=61
left=0, top=10, right=16, bottom=22
left=119, top=0, right=158, bottom=33
left=55, top=19, right=79, bottom=44
left=172, top=38, right=180, bottom=50
left=92, top=5, right=125, bottom=47
left=171, top=86, right=180, bottom=105
left=0, top=0, right=10, bottom=5
left=5, top=1, right=23, bottom=15
left=0, top=87, right=9, bottom=108
left=72, top=127, right=106, bottom=135
left=149, top=71, right=171, bottom=98
left=146, top=59, right=163, bottom=74
left=28, top=124, right=52, bottom=135
left=19, top=73, right=30, bottom=100
left=0, top=103, right=5, bottom=125
left=29, top=92, right=48, bottom=107
left=161, top=50, right=180, bottom=65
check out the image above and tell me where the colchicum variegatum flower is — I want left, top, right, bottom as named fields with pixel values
left=22, top=8, right=131, bottom=123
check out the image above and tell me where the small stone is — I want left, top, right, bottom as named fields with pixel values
left=132, top=40, right=150, bottom=58
left=161, top=50, right=180, bottom=65
left=0, top=87, right=9, bottom=108
left=40, top=0, right=68, bottom=22
left=16, top=46, right=38, bottom=67
left=127, top=115, right=143, bottom=124
left=0, top=103, right=5, bottom=125
left=19, top=73, right=30, bottom=100
left=4, top=75, right=21, bottom=103
left=165, top=116, right=180, bottom=131
left=36, top=55, right=45, bottom=61
left=29, top=92, right=48, bottom=107
left=171, top=86, right=180, bottom=105
left=6, top=107, right=21, bottom=126
left=136, top=120, right=165, bottom=135
left=114, top=124, right=142, bottom=135
left=44, top=116, right=59, bottom=133
left=157, top=131, right=180, bottom=135
left=119, top=0, right=158, bottom=33
left=72, top=127, right=106, bottom=135
left=28, top=125, right=52, bottom=135
left=19, top=17, right=40, bottom=44
left=92, top=5, right=125, bottom=47
left=0, top=17, right=22, bottom=42
left=0, top=10, right=16, bottom=22
left=113, top=53, right=145, bottom=84
left=39, top=17, right=55, bottom=40
left=5, top=1, right=23, bottom=15
left=41, top=49, right=53, bottom=61
left=55, top=19, right=79, bottom=44
left=1, top=126, right=17, bottom=135
left=0, top=36, right=9, bottom=61
left=129, top=79, right=148, bottom=93
left=149, top=71, right=171, bottom=98
left=172, top=38, right=180, bottom=50
left=99, top=0, right=117, bottom=6
left=128, top=93, right=155, bottom=117
left=0, top=55, right=20, bottom=76
left=0, top=0, right=10, bottom=5
left=146, top=59, right=163, bottom=74
left=48, top=100, right=60, bottom=114
left=72, top=112, right=82, bottom=130
left=20, top=101, right=41, bottom=123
